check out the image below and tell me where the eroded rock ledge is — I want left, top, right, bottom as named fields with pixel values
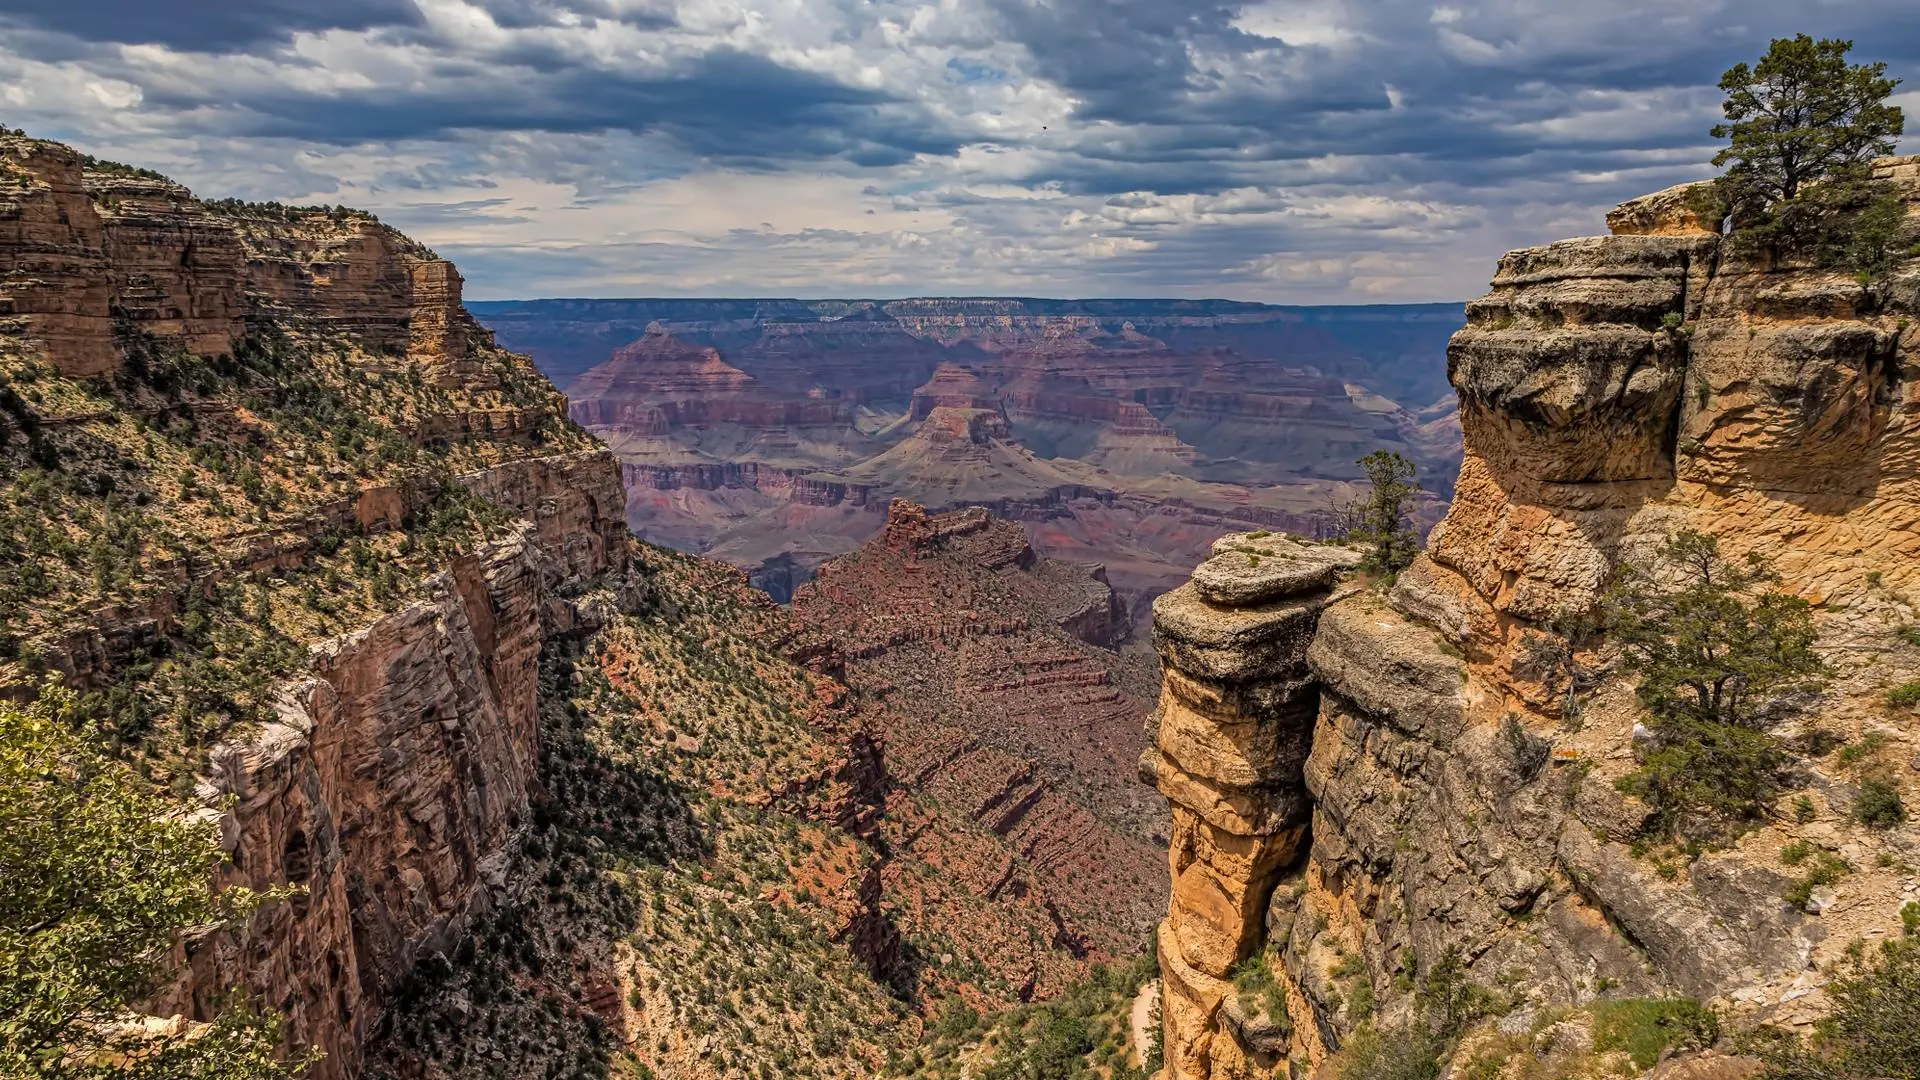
left=1152, top=162, right=1920, bottom=1078
left=1147, top=533, right=1358, bottom=1080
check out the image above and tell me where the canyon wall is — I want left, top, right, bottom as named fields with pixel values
left=1, top=136, right=487, bottom=378
left=1154, top=163, right=1920, bottom=1077
left=0, top=132, right=630, bottom=1080
left=166, top=459, right=628, bottom=1080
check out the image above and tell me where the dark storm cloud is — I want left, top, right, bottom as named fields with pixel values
left=207, top=48, right=962, bottom=166
left=0, top=0, right=424, bottom=50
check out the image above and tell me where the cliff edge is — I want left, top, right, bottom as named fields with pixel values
left=1153, top=160, right=1920, bottom=1078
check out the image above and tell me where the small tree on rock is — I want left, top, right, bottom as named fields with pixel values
left=1351, top=450, right=1419, bottom=576
left=0, top=686, right=307, bottom=1079
left=1706, top=35, right=1908, bottom=272
left=1607, top=529, right=1832, bottom=838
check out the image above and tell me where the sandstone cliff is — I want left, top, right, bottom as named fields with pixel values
left=0, top=132, right=628, bottom=1080
left=1152, top=162, right=1920, bottom=1078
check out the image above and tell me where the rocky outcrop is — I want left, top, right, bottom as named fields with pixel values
left=159, top=448, right=631, bottom=1080
left=0, top=132, right=490, bottom=382
left=1152, top=161, right=1920, bottom=1076
left=1146, top=534, right=1360, bottom=1080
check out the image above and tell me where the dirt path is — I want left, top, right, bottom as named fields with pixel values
left=1130, top=978, right=1161, bottom=1070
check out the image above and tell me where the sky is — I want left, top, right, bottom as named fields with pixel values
left=2, top=2, right=1917, bottom=303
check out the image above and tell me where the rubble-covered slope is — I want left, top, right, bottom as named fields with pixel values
left=1151, top=161, right=1920, bottom=1079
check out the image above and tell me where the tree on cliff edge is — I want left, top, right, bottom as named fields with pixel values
left=1608, top=530, right=1832, bottom=838
left=1352, top=450, right=1420, bottom=576
left=0, top=686, right=306, bottom=1080
left=1707, top=35, right=1907, bottom=272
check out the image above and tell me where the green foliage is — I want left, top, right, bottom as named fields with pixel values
left=1756, top=938, right=1920, bottom=1080
left=1707, top=35, right=1908, bottom=271
left=1853, top=777, right=1907, bottom=828
left=1333, top=1026, right=1441, bottom=1080
left=1590, top=998, right=1719, bottom=1069
left=1887, top=681, right=1920, bottom=710
left=1352, top=450, right=1420, bottom=575
left=1607, top=530, right=1830, bottom=838
left=1793, top=795, right=1818, bottom=823
left=1229, top=948, right=1291, bottom=1026
left=1783, top=849, right=1850, bottom=909
left=0, top=686, right=306, bottom=1079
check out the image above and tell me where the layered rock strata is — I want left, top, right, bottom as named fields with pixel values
left=1146, top=533, right=1360, bottom=1080
left=0, top=134, right=488, bottom=380
left=1152, top=162, right=1920, bottom=1076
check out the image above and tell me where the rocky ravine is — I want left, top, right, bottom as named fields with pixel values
left=1151, top=162, right=1920, bottom=1078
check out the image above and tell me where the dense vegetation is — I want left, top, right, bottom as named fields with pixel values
left=0, top=688, right=302, bottom=1080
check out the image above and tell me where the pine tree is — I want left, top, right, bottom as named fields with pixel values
left=1353, top=450, right=1419, bottom=575
left=1706, top=35, right=1907, bottom=270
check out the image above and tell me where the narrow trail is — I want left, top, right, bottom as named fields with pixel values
left=1130, top=978, right=1161, bottom=1071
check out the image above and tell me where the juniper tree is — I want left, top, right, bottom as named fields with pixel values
left=1607, top=529, right=1831, bottom=837
left=1706, top=35, right=1907, bottom=271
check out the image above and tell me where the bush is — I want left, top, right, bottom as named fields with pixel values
left=1853, top=777, right=1908, bottom=828
left=1591, top=998, right=1720, bottom=1070
left=0, top=686, right=307, bottom=1079
left=1887, top=681, right=1920, bottom=710
left=1335, top=1026, right=1441, bottom=1080
left=1757, top=938, right=1920, bottom=1079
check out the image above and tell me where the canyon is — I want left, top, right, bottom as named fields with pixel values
left=0, top=131, right=1170, bottom=1080
left=1148, top=161, right=1920, bottom=1078
left=476, top=298, right=1462, bottom=624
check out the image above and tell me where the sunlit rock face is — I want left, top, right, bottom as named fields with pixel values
left=1151, top=161, right=1920, bottom=1078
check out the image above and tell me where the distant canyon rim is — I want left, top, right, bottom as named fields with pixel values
left=475, top=297, right=1465, bottom=625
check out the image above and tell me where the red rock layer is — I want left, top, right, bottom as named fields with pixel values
left=790, top=502, right=1167, bottom=993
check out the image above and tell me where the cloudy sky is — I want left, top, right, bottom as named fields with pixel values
left=3, top=1, right=1916, bottom=302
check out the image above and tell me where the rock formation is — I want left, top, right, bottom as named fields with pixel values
left=488, top=297, right=1459, bottom=627
left=0, top=131, right=626, bottom=1080
left=1145, top=533, right=1361, bottom=1079
left=789, top=500, right=1168, bottom=997
left=1151, top=161, right=1920, bottom=1077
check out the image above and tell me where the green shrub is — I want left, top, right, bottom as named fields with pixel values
left=1335, top=1026, right=1441, bottom=1080
left=1853, top=778, right=1907, bottom=828
left=1757, top=938, right=1920, bottom=1079
left=1887, top=681, right=1920, bottom=710
left=1607, top=529, right=1830, bottom=839
left=1591, top=998, right=1720, bottom=1069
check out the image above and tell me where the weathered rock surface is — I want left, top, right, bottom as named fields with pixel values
left=1147, top=534, right=1354, bottom=1080
left=0, top=133, right=631, bottom=1080
left=1151, top=158, right=1920, bottom=1076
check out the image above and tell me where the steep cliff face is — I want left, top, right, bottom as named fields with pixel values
left=1145, top=533, right=1361, bottom=1079
left=0, top=132, right=627, bottom=1080
left=1154, top=162, right=1920, bottom=1078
